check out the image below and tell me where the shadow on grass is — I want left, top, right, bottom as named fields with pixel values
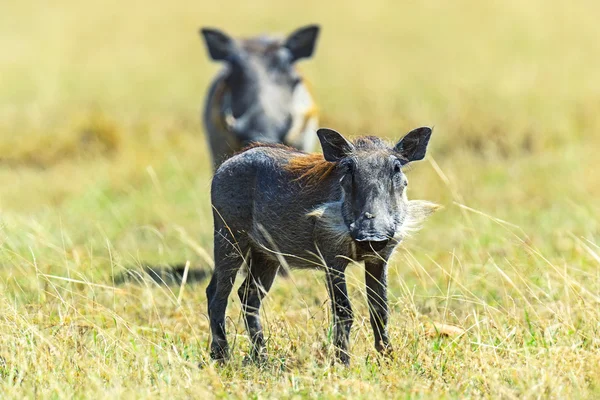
left=114, top=263, right=211, bottom=286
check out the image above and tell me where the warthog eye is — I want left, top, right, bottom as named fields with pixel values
left=339, top=161, right=354, bottom=187
left=345, top=161, right=355, bottom=175
left=393, top=159, right=402, bottom=174
left=272, top=48, right=292, bottom=71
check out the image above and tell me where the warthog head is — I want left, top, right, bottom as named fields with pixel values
left=317, top=127, right=433, bottom=252
left=200, top=25, right=320, bottom=145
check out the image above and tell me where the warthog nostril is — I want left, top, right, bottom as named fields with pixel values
left=364, top=212, right=375, bottom=220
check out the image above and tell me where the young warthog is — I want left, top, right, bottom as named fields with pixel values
left=199, top=25, right=320, bottom=168
left=207, top=127, right=438, bottom=364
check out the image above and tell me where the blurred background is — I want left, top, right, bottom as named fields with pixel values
left=0, top=0, right=599, bottom=396
left=1, top=0, right=598, bottom=256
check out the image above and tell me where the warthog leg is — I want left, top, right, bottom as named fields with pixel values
left=207, top=230, right=248, bottom=361
left=365, top=260, right=391, bottom=355
left=237, top=249, right=278, bottom=361
left=325, top=261, right=352, bottom=365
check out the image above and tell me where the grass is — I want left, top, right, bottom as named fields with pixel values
left=1, top=0, right=600, bottom=398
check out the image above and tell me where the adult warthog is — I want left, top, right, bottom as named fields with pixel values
left=199, top=25, right=320, bottom=168
left=207, top=126, right=439, bottom=364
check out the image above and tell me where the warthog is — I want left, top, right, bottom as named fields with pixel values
left=206, top=127, right=439, bottom=364
left=199, top=25, right=320, bottom=168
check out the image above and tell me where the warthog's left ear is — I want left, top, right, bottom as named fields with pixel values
left=394, top=127, right=433, bottom=164
left=284, top=25, right=320, bottom=62
left=317, top=128, right=355, bottom=162
left=200, top=27, right=234, bottom=61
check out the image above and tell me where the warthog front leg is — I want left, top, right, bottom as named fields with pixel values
left=325, top=262, right=353, bottom=365
left=365, top=260, right=391, bottom=355
left=237, top=250, right=278, bottom=362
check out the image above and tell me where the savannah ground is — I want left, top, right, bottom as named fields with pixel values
left=1, top=0, right=600, bottom=398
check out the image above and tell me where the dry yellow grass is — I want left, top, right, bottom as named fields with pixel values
left=1, top=0, right=600, bottom=398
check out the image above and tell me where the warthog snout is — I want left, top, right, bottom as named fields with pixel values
left=236, top=115, right=294, bottom=147
left=222, top=91, right=294, bottom=146
left=350, top=211, right=395, bottom=251
left=354, top=238, right=390, bottom=252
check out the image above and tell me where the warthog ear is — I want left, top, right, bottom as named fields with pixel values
left=284, top=25, right=320, bottom=62
left=394, top=127, right=433, bottom=164
left=200, top=28, right=234, bottom=61
left=317, top=128, right=354, bottom=162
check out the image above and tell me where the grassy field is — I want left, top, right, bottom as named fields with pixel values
left=1, top=0, right=600, bottom=398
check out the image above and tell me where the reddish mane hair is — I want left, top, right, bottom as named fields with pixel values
left=285, top=153, right=336, bottom=185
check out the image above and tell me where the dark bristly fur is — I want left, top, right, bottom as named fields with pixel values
left=237, top=142, right=293, bottom=154
left=206, top=126, right=439, bottom=365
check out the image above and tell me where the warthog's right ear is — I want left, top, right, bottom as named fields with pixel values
left=317, top=128, right=355, bottom=162
left=284, top=25, right=320, bottom=62
left=200, top=28, right=234, bottom=61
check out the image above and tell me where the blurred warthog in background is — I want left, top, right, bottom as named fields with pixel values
left=199, top=24, right=320, bottom=168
